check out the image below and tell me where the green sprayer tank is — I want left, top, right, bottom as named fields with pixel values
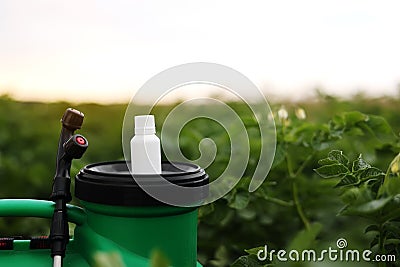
left=0, top=161, right=209, bottom=267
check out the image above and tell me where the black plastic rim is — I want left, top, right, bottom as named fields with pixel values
left=75, top=161, right=209, bottom=206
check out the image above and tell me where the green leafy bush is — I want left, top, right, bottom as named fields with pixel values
left=1, top=95, right=400, bottom=267
left=315, top=150, right=400, bottom=266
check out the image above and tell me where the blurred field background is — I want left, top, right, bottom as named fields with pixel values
left=1, top=93, right=399, bottom=266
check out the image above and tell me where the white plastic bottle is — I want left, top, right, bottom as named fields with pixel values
left=130, top=115, right=162, bottom=174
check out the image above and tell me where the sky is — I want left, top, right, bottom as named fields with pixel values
left=0, top=0, right=400, bottom=103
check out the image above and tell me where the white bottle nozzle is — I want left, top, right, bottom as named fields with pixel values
left=134, top=115, right=156, bottom=135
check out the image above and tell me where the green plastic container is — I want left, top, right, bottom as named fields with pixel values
left=0, top=161, right=208, bottom=267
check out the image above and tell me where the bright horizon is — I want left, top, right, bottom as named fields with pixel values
left=1, top=0, right=400, bottom=103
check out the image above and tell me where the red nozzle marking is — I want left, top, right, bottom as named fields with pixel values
left=76, top=136, right=86, bottom=145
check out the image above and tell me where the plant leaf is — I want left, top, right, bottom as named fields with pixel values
left=352, top=155, right=371, bottom=172
left=271, top=143, right=286, bottom=169
left=231, top=254, right=269, bottom=267
left=314, top=164, right=349, bottom=178
left=362, top=115, right=397, bottom=144
left=245, top=247, right=267, bottom=256
left=198, top=203, right=215, bottom=219
left=318, top=157, right=335, bottom=165
left=356, top=167, right=385, bottom=181
left=340, top=188, right=361, bottom=204
left=379, top=153, right=400, bottom=196
left=384, top=239, right=400, bottom=245
left=342, top=111, right=369, bottom=126
left=287, top=223, right=322, bottom=251
left=228, top=190, right=250, bottom=210
left=328, top=150, right=349, bottom=165
left=335, top=174, right=359, bottom=187
left=339, top=197, right=393, bottom=217
left=364, top=224, right=379, bottom=234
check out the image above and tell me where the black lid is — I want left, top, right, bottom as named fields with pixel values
left=75, top=161, right=209, bottom=206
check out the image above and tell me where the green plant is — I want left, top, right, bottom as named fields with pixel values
left=315, top=150, right=400, bottom=266
left=229, top=110, right=399, bottom=267
left=1, top=96, right=400, bottom=267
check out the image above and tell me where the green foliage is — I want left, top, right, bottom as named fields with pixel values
left=287, top=223, right=323, bottom=252
left=316, top=150, right=400, bottom=265
left=225, top=107, right=399, bottom=267
left=1, top=95, right=400, bottom=266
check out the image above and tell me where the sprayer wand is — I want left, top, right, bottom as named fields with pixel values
left=50, top=108, right=88, bottom=267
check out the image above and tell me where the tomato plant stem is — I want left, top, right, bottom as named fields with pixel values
left=292, top=181, right=311, bottom=230
left=286, top=152, right=315, bottom=230
left=263, top=196, right=293, bottom=207
left=377, top=223, right=386, bottom=267
left=294, top=154, right=314, bottom=177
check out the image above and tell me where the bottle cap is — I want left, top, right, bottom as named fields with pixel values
left=135, top=115, right=156, bottom=134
